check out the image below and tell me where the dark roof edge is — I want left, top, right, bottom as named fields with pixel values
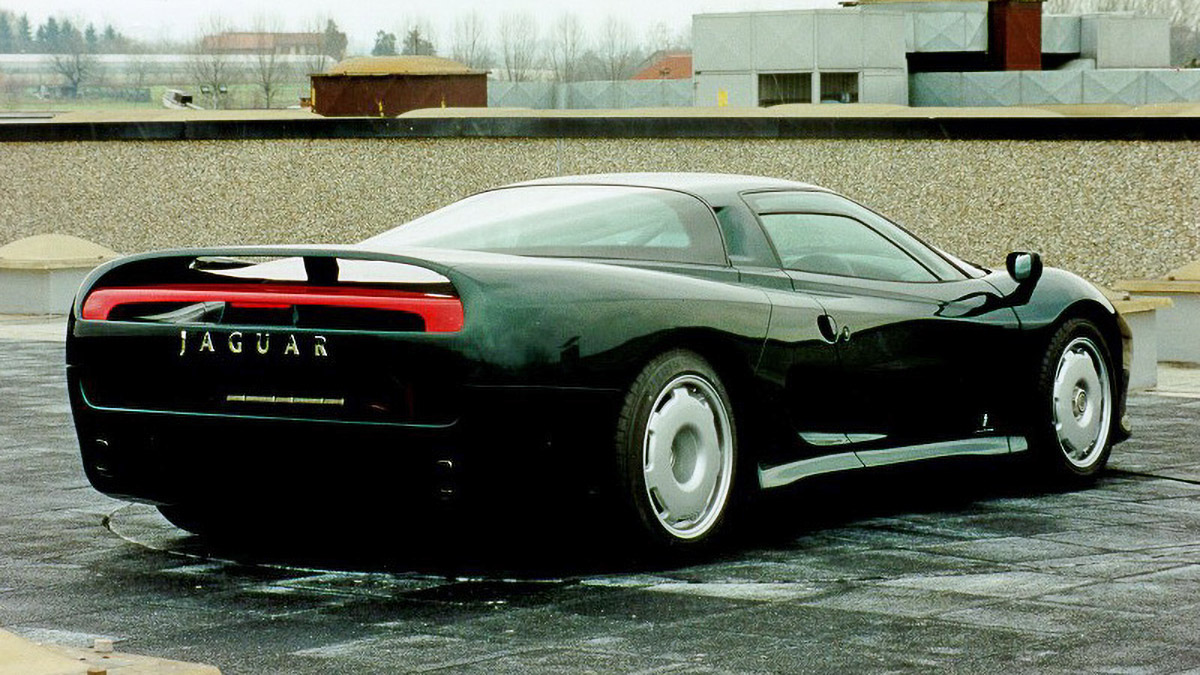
left=0, top=115, right=1196, bottom=142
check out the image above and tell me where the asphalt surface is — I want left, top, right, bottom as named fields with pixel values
left=3, top=321, right=1200, bottom=674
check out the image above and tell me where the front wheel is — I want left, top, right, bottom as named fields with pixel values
left=1031, top=318, right=1117, bottom=481
left=614, top=350, right=738, bottom=550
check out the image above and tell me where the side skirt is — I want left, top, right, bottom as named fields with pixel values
left=758, top=436, right=1029, bottom=490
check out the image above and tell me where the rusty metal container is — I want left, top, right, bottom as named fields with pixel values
left=310, top=56, right=487, bottom=117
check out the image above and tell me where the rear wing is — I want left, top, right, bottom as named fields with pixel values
left=73, top=246, right=477, bottom=333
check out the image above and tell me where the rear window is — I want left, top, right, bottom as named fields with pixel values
left=364, top=185, right=726, bottom=265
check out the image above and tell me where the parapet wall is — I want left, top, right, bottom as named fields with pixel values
left=1, top=120, right=1197, bottom=286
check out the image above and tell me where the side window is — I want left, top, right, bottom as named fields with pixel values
left=713, top=205, right=778, bottom=267
left=759, top=213, right=938, bottom=282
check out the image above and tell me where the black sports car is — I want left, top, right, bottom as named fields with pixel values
left=67, top=173, right=1130, bottom=550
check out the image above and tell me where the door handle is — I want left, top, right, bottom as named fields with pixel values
left=817, top=314, right=839, bottom=344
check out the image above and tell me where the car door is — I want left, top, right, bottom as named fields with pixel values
left=744, top=190, right=1022, bottom=451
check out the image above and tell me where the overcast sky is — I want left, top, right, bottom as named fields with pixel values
left=1, top=0, right=837, bottom=53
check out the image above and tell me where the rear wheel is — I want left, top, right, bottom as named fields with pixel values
left=614, top=350, right=737, bottom=550
left=1031, top=318, right=1116, bottom=481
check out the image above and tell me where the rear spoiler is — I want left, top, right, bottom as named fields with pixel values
left=71, top=246, right=477, bottom=329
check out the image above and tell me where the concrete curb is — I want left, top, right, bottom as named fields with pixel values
left=0, top=629, right=220, bottom=675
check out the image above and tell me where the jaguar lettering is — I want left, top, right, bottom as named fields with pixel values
left=178, top=330, right=328, bottom=358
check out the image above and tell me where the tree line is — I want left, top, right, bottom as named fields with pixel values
left=370, top=12, right=690, bottom=82
left=0, top=11, right=130, bottom=54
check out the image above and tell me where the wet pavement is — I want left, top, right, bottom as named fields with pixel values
left=3, top=325, right=1200, bottom=674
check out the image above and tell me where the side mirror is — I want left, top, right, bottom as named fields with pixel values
left=1006, top=251, right=1043, bottom=285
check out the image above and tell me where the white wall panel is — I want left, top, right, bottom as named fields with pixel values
left=964, top=12, right=987, bottom=51
left=694, top=72, right=757, bottom=107
left=1082, top=70, right=1144, bottom=105
left=693, top=15, right=754, bottom=72
left=753, top=13, right=815, bottom=71
left=816, top=13, right=865, bottom=69
left=863, top=12, right=908, bottom=69
left=909, top=72, right=962, bottom=106
left=1042, top=15, right=1081, bottom=54
left=1145, top=70, right=1200, bottom=102
left=913, top=12, right=971, bottom=52
left=861, top=71, right=908, bottom=105
left=962, top=72, right=1020, bottom=106
left=1019, top=70, right=1082, bottom=104
left=1082, top=15, right=1170, bottom=68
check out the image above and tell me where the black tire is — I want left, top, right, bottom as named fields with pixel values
left=1029, top=318, right=1117, bottom=483
left=614, top=350, right=738, bottom=550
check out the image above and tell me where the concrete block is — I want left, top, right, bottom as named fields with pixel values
left=0, top=235, right=117, bottom=315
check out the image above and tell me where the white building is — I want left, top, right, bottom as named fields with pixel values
left=693, top=2, right=1194, bottom=107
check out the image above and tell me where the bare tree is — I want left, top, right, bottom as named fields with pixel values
left=642, top=20, right=689, bottom=56
left=49, top=22, right=98, bottom=97
left=125, top=51, right=151, bottom=87
left=548, top=13, right=585, bottom=83
left=189, top=16, right=232, bottom=109
left=250, top=16, right=289, bottom=108
left=305, top=17, right=347, bottom=75
left=597, top=15, right=635, bottom=81
left=498, top=12, right=539, bottom=81
left=451, top=11, right=490, bottom=69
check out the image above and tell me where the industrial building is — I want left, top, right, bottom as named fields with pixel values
left=693, top=1, right=1197, bottom=107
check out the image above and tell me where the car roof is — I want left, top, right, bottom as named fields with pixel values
left=507, top=173, right=827, bottom=203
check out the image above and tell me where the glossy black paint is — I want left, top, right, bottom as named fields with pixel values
left=66, top=174, right=1129, bottom=510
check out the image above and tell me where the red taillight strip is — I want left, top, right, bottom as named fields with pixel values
left=81, top=284, right=464, bottom=332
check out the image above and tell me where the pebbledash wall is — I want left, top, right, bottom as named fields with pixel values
left=0, top=130, right=1197, bottom=287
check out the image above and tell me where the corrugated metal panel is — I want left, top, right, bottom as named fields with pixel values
left=909, top=72, right=962, bottom=106
left=561, top=81, right=609, bottom=109
left=1019, top=70, right=1081, bottom=104
left=487, top=81, right=554, bottom=109
left=654, top=80, right=695, bottom=107
left=1144, top=70, right=1200, bottom=103
left=817, top=13, right=864, bottom=68
left=753, top=13, right=815, bottom=71
left=1042, top=16, right=1081, bottom=54
left=1082, top=70, right=1144, bottom=105
left=962, top=72, right=1020, bottom=106
left=693, top=15, right=754, bottom=72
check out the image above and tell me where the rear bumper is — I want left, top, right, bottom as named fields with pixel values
left=69, top=374, right=621, bottom=508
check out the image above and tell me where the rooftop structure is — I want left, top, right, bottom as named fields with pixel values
left=201, top=31, right=343, bottom=57
left=310, top=56, right=487, bottom=117
left=693, top=3, right=1192, bottom=107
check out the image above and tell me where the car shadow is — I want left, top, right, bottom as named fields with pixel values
left=171, top=456, right=1105, bottom=580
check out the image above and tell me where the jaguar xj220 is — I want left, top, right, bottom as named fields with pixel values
left=67, top=173, right=1129, bottom=550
